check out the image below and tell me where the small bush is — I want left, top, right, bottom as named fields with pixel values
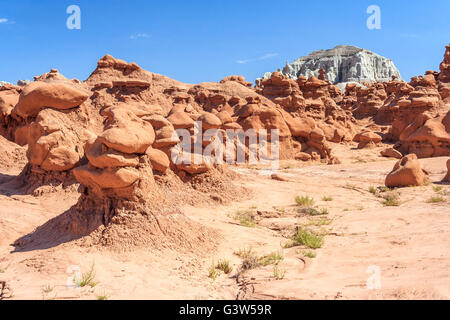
left=273, top=265, right=286, bottom=280
left=240, top=253, right=261, bottom=271
left=208, top=261, right=221, bottom=279
left=216, top=260, right=233, bottom=274
left=368, top=186, right=377, bottom=194
left=76, top=263, right=98, bottom=288
left=234, top=248, right=254, bottom=259
left=383, top=192, right=400, bottom=207
left=288, top=228, right=324, bottom=249
left=233, top=210, right=257, bottom=228
left=302, top=250, right=317, bottom=258
left=427, top=196, right=445, bottom=203
left=432, top=185, right=443, bottom=193
left=260, top=252, right=284, bottom=266
left=322, top=196, right=333, bottom=202
left=295, top=195, right=315, bottom=207
left=307, top=218, right=333, bottom=226
left=41, top=284, right=55, bottom=300
left=97, top=294, right=109, bottom=300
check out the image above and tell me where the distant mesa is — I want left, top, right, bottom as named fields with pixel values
left=260, top=45, right=402, bottom=92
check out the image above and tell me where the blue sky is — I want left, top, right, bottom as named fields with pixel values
left=0, top=0, right=449, bottom=84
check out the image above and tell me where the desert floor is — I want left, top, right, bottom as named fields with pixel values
left=0, top=144, right=449, bottom=300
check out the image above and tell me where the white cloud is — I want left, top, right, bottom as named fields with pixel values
left=237, top=53, right=278, bottom=64
left=0, top=18, right=8, bottom=24
left=130, top=33, right=151, bottom=40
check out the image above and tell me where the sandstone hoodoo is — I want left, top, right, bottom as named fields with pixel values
left=443, top=158, right=450, bottom=182
left=1, top=45, right=449, bottom=252
left=438, top=45, right=450, bottom=103
left=385, top=154, right=429, bottom=188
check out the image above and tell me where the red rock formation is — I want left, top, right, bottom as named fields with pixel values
left=385, top=154, right=429, bottom=187
left=438, top=45, right=450, bottom=103
left=352, top=83, right=387, bottom=118
left=257, top=72, right=357, bottom=144
left=443, top=159, right=450, bottom=182
left=395, top=110, right=450, bottom=158
left=220, top=75, right=253, bottom=88
left=388, top=72, right=443, bottom=142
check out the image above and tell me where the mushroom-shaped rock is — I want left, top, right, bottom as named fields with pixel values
left=86, top=139, right=140, bottom=169
left=167, top=112, right=195, bottom=129
left=146, top=147, right=170, bottom=174
left=236, top=104, right=259, bottom=118
left=443, top=159, right=450, bottom=182
left=385, top=154, right=429, bottom=188
left=381, top=148, right=403, bottom=159
left=354, top=131, right=382, bottom=148
left=198, top=112, right=222, bottom=130
left=40, top=146, right=80, bottom=171
left=14, top=82, right=89, bottom=118
left=0, top=90, right=19, bottom=121
left=74, top=164, right=140, bottom=189
left=216, top=111, right=233, bottom=124
left=282, top=111, right=315, bottom=138
left=310, top=127, right=325, bottom=142
left=98, top=109, right=155, bottom=154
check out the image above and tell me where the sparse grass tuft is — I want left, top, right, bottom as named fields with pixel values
left=302, top=250, right=317, bottom=258
left=295, top=195, right=315, bottom=207
left=208, top=260, right=221, bottom=279
left=260, top=251, right=284, bottom=266
left=41, top=284, right=55, bottom=300
left=322, top=196, right=333, bottom=202
left=427, top=196, right=445, bottom=203
left=368, top=186, right=377, bottom=194
left=240, top=252, right=261, bottom=272
left=383, top=192, right=400, bottom=207
left=273, top=265, right=286, bottom=280
left=343, top=183, right=358, bottom=190
left=306, top=218, right=333, bottom=226
left=233, top=210, right=257, bottom=228
left=234, top=248, right=254, bottom=259
left=76, top=263, right=98, bottom=288
left=287, top=227, right=324, bottom=249
left=216, top=260, right=233, bottom=274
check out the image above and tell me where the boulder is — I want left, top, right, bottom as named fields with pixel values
left=86, top=139, right=140, bottom=169
left=14, top=82, right=89, bottom=118
left=167, top=112, right=195, bottom=129
left=381, top=148, right=403, bottom=159
left=98, top=108, right=155, bottom=154
left=198, top=112, right=222, bottom=130
left=146, top=147, right=170, bottom=173
left=385, top=154, right=429, bottom=188
left=443, top=159, right=450, bottom=182
left=74, top=164, right=140, bottom=189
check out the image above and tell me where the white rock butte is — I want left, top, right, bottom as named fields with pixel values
left=262, top=45, right=402, bottom=88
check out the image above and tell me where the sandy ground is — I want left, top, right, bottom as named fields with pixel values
left=0, top=145, right=449, bottom=300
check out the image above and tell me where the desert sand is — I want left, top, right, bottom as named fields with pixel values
left=1, top=141, right=448, bottom=300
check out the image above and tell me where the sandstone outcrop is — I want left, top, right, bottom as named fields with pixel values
left=261, top=45, right=402, bottom=89
left=381, top=147, right=403, bottom=159
left=14, top=81, right=89, bottom=118
left=438, top=45, right=450, bottom=103
left=385, top=154, right=429, bottom=188
left=443, top=159, right=450, bottom=182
